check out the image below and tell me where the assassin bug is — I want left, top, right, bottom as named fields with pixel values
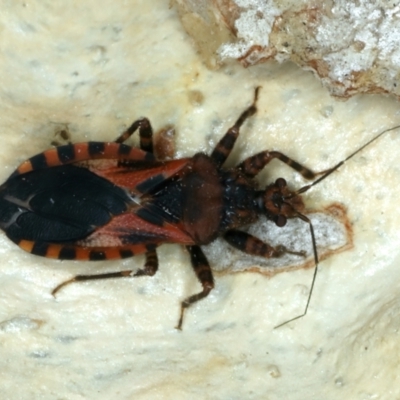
left=0, top=88, right=398, bottom=329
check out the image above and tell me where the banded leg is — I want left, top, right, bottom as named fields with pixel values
left=114, top=118, right=154, bottom=153
left=224, top=230, right=305, bottom=258
left=52, top=249, right=158, bottom=296
left=154, top=125, right=176, bottom=161
left=211, top=87, right=260, bottom=167
left=176, top=245, right=214, bottom=330
left=238, top=151, right=317, bottom=180
left=132, top=249, right=158, bottom=277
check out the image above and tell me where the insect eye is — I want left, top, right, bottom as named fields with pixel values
left=274, top=215, right=287, bottom=227
left=275, top=178, right=286, bottom=188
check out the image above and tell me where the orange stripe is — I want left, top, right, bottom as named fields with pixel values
left=128, top=147, right=147, bottom=160
left=73, top=143, right=90, bottom=160
left=17, top=161, right=33, bottom=175
left=127, top=244, right=148, bottom=255
left=74, top=247, right=90, bottom=260
left=18, top=240, right=35, bottom=253
left=46, top=244, right=62, bottom=258
left=44, top=148, right=62, bottom=167
left=104, top=248, right=122, bottom=259
left=103, top=142, right=120, bottom=158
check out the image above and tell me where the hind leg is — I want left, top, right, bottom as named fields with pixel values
left=52, top=249, right=159, bottom=296
left=114, top=118, right=154, bottom=153
left=176, top=245, right=214, bottom=330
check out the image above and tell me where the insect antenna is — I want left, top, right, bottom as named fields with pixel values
left=274, top=211, right=318, bottom=329
left=275, top=123, right=400, bottom=329
left=289, top=124, right=400, bottom=199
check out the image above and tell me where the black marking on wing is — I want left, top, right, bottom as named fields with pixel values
left=135, top=174, right=166, bottom=194
left=0, top=164, right=131, bottom=243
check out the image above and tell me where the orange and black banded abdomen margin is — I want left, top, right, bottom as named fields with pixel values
left=17, top=240, right=150, bottom=261
left=10, top=142, right=155, bottom=178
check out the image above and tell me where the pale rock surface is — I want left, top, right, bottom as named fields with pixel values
left=174, top=0, right=400, bottom=98
left=0, top=1, right=399, bottom=399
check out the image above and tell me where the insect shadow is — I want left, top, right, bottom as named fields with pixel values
left=0, top=88, right=398, bottom=329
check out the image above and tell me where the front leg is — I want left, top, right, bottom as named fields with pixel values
left=237, top=151, right=317, bottom=180
left=224, top=230, right=305, bottom=258
left=211, top=87, right=260, bottom=167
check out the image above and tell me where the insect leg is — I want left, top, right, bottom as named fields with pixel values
left=114, top=118, right=154, bottom=153
left=237, top=151, right=316, bottom=180
left=51, top=250, right=158, bottom=296
left=176, top=245, right=214, bottom=330
left=224, top=230, right=304, bottom=258
left=211, top=87, right=260, bottom=167
left=134, top=249, right=158, bottom=277
left=154, top=125, right=176, bottom=160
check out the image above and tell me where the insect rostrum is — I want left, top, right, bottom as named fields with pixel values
left=0, top=88, right=396, bottom=329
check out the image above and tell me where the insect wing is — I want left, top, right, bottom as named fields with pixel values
left=0, top=164, right=131, bottom=243
left=77, top=156, right=195, bottom=248
left=84, top=157, right=189, bottom=197
left=0, top=141, right=193, bottom=259
left=80, top=211, right=193, bottom=249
